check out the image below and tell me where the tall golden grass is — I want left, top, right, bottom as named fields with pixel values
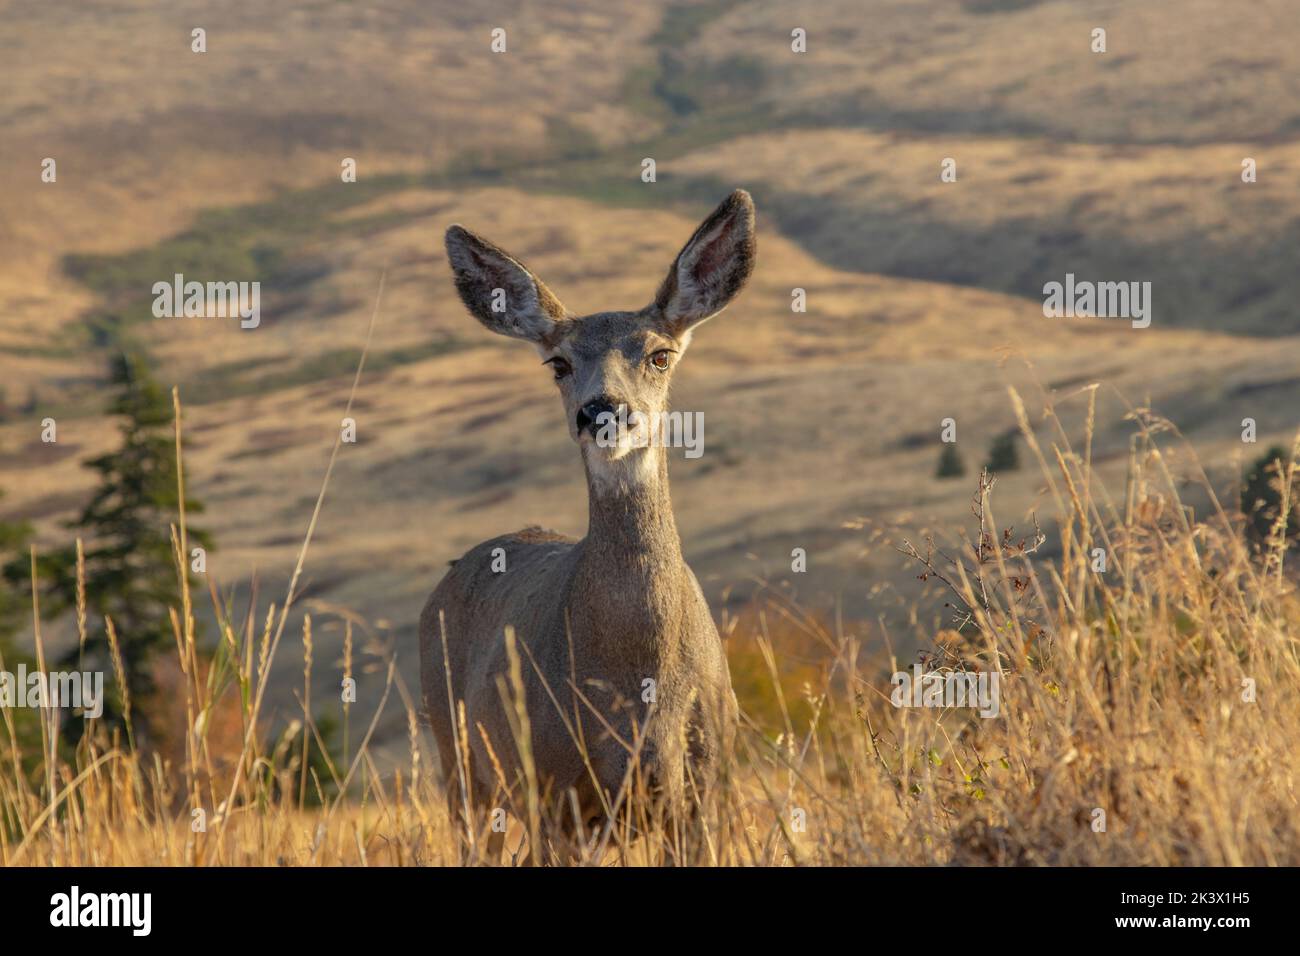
left=2, top=363, right=1297, bottom=866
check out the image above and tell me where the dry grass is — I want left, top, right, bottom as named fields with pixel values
left=3, top=352, right=1297, bottom=865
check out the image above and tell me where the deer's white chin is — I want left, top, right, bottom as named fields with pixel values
left=582, top=442, right=655, bottom=494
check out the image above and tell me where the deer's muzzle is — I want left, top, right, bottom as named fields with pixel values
left=576, top=397, right=618, bottom=434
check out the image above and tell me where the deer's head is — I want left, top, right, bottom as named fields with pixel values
left=444, top=191, right=756, bottom=484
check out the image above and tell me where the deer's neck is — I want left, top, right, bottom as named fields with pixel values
left=572, top=446, right=687, bottom=648
left=581, top=445, right=681, bottom=566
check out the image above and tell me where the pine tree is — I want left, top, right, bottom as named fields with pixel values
left=936, top=443, right=965, bottom=479
left=0, top=491, right=33, bottom=657
left=0, top=493, right=43, bottom=757
left=9, top=353, right=211, bottom=737
left=984, top=429, right=1020, bottom=473
left=1241, top=445, right=1299, bottom=554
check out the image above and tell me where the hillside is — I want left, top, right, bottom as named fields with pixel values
left=2, top=0, right=1299, bottom=742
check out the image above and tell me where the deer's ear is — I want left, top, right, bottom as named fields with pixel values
left=445, top=225, right=567, bottom=343
left=654, top=189, right=756, bottom=336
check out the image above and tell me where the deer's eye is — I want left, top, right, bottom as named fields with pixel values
left=649, top=350, right=672, bottom=371
left=545, top=357, right=571, bottom=381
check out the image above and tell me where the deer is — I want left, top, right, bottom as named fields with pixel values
left=419, top=190, right=755, bottom=864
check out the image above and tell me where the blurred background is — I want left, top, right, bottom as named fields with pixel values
left=2, top=0, right=1299, bottom=756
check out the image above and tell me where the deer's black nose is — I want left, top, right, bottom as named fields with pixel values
left=576, top=398, right=616, bottom=434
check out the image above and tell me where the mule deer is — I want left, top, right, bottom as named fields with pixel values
left=419, top=190, right=755, bottom=862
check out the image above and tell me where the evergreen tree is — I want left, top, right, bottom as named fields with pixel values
left=6, top=353, right=210, bottom=736
left=1241, top=445, right=1300, bottom=555
left=936, top=443, right=965, bottom=479
left=0, top=491, right=33, bottom=657
left=984, top=429, right=1020, bottom=473
left=0, top=493, right=43, bottom=758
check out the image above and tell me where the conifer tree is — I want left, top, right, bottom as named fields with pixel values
left=0, top=491, right=33, bottom=658
left=936, top=443, right=965, bottom=479
left=984, top=429, right=1020, bottom=473
left=7, top=353, right=211, bottom=736
left=1241, top=445, right=1299, bottom=555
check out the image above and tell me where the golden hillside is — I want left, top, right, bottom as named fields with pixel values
left=2, top=0, right=1298, bottom=751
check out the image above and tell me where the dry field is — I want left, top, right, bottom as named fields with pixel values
left=0, top=0, right=661, bottom=359
left=2, top=184, right=1295, bottom=741
left=3, top=393, right=1298, bottom=865
left=2, top=0, right=1299, bottom=864
left=692, top=0, right=1300, bottom=144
